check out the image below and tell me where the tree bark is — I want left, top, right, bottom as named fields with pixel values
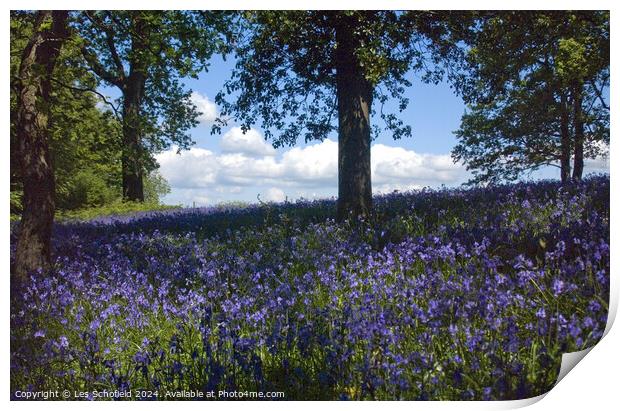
left=335, top=15, right=373, bottom=221
left=121, top=74, right=146, bottom=202
left=559, top=92, right=571, bottom=183
left=120, top=13, right=148, bottom=202
left=13, top=11, right=69, bottom=281
left=572, top=83, right=584, bottom=181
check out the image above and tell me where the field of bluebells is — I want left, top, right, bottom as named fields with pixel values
left=10, top=176, right=609, bottom=400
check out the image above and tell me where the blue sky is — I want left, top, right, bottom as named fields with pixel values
left=101, top=54, right=609, bottom=207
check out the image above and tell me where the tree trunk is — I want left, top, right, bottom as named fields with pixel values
left=13, top=11, right=69, bottom=281
left=120, top=14, right=148, bottom=202
left=335, top=16, right=373, bottom=221
left=121, top=75, right=146, bottom=202
left=572, top=83, right=584, bottom=181
left=559, top=92, right=571, bottom=183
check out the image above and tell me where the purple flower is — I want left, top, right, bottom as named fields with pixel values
left=552, top=278, right=565, bottom=297
left=58, top=335, right=69, bottom=348
left=8, top=175, right=609, bottom=400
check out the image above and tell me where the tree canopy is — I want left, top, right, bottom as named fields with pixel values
left=217, top=11, right=466, bottom=144
left=451, top=11, right=609, bottom=184
left=10, top=11, right=169, bottom=212
left=73, top=10, right=234, bottom=200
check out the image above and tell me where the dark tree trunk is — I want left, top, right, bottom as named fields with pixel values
left=13, top=11, right=68, bottom=281
left=335, top=16, right=373, bottom=222
left=121, top=74, right=146, bottom=202
left=559, top=92, right=571, bottom=183
left=120, top=14, right=148, bottom=202
left=572, top=83, right=584, bottom=181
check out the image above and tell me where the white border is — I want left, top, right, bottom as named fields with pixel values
left=3, top=1, right=616, bottom=409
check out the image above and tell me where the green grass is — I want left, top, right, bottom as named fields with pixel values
left=10, top=201, right=181, bottom=223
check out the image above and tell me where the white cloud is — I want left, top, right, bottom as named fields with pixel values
left=372, top=144, right=464, bottom=186
left=264, top=187, right=286, bottom=203
left=156, top=132, right=467, bottom=206
left=279, top=139, right=338, bottom=186
left=191, top=92, right=218, bottom=124
left=156, top=147, right=218, bottom=189
left=220, top=127, right=277, bottom=157
left=215, top=186, right=243, bottom=194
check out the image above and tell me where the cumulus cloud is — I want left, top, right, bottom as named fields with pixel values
left=156, top=147, right=219, bottom=189
left=191, top=92, right=218, bottom=124
left=156, top=132, right=467, bottom=206
left=220, top=127, right=277, bottom=157
left=264, top=187, right=286, bottom=203
left=372, top=144, right=465, bottom=188
left=279, top=139, right=338, bottom=186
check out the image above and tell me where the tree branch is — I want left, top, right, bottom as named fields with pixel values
left=50, top=77, right=122, bottom=120
left=81, top=45, right=123, bottom=88
left=589, top=79, right=610, bottom=111
left=84, top=11, right=126, bottom=81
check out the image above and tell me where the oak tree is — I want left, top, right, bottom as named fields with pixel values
left=12, top=10, right=69, bottom=280
left=215, top=11, right=459, bottom=220
left=452, top=11, right=609, bottom=184
left=75, top=11, right=232, bottom=201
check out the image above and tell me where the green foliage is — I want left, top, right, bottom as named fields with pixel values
left=451, top=11, right=609, bottom=184
left=144, top=170, right=171, bottom=204
left=212, top=200, right=250, bottom=210
left=56, top=170, right=120, bottom=210
left=10, top=191, right=23, bottom=215
left=214, top=11, right=458, bottom=146
left=11, top=12, right=175, bottom=213
left=11, top=200, right=178, bottom=223
left=10, top=11, right=125, bottom=211
left=73, top=11, right=235, bottom=170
